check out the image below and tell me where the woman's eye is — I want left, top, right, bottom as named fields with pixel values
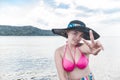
left=80, top=34, right=84, bottom=37
left=72, top=32, right=77, bottom=35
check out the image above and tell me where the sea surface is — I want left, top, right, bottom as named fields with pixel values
left=0, top=36, right=120, bottom=80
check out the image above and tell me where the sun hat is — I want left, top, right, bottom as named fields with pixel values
left=52, top=20, right=100, bottom=40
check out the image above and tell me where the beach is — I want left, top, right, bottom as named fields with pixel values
left=0, top=36, right=120, bottom=80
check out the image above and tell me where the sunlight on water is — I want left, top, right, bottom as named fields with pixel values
left=0, top=36, right=120, bottom=80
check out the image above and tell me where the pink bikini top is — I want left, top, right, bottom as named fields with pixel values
left=62, top=44, right=89, bottom=72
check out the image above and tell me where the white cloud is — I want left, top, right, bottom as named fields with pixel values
left=55, top=0, right=120, bottom=9
left=0, top=5, right=34, bottom=26
left=0, top=0, right=120, bottom=36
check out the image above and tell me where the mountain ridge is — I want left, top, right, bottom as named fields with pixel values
left=0, top=25, right=56, bottom=36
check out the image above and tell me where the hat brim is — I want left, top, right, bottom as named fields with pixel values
left=52, top=27, right=100, bottom=40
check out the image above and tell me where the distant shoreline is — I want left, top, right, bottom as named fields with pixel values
left=0, top=25, right=56, bottom=36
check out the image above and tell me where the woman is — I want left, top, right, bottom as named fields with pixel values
left=52, top=20, right=104, bottom=80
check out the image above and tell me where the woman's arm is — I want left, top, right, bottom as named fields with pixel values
left=54, top=48, right=68, bottom=80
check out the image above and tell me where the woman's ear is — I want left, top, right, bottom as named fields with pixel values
left=66, top=30, right=71, bottom=38
left=66, top=30, right=70, bottom=35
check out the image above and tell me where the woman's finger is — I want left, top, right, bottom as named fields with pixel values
left=96, top=41, right=104, bottom=50
left=82, top=38, right=92, bottom=49
left=92, top=48, right=101, bottom=55
left=89, top=30, right=95, bottom=45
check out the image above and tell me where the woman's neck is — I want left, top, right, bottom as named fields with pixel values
left=66, top=41, right=81, bottom=49
left=67, top=42, right=76, bottom=50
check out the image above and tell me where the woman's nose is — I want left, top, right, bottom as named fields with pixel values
left=76, top=35, right=81, bottom=41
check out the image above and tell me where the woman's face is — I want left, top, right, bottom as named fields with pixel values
left=67, top=30, right=83, bottom=46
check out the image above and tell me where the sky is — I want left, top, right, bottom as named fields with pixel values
left=0, top=0, right=120, bottom=36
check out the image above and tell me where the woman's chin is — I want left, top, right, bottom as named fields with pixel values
left=73, top=42, right=79, bottom=46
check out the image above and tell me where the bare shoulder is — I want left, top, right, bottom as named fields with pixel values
left=54, top=45, right=65, bottom=58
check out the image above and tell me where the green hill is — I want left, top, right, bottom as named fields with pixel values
left=0, top=25, right=56, bottom=36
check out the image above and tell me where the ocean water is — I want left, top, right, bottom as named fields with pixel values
left=0, top=36, right=120, bottom=80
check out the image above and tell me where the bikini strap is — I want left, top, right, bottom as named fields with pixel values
left=63, top=41, right=68, bottom=58
left=78, top=47, right=89, bottom=60
left=67, top=44, right=76, bottom=62
left=63, top=44, right=67, bottom=58
left=73, top=47, right=76, bottom=62
left=78, top=47, right=84, bottom=55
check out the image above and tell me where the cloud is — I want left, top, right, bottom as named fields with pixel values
left=0, top=0, right=38, bottom=6
left=0, top=0, right=120, bottom=36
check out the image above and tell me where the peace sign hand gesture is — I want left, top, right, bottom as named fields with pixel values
left=83, top=30, right=104, bottom=55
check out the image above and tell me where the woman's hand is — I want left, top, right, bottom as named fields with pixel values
left=83, top=30, right=104, bottom=55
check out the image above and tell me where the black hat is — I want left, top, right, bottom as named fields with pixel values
left=52, top=20, right=100, bottom=40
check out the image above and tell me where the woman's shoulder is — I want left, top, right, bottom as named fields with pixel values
left=55, top=45, right=65, bottom=56
left=55, top=45, right=65, bottom=51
